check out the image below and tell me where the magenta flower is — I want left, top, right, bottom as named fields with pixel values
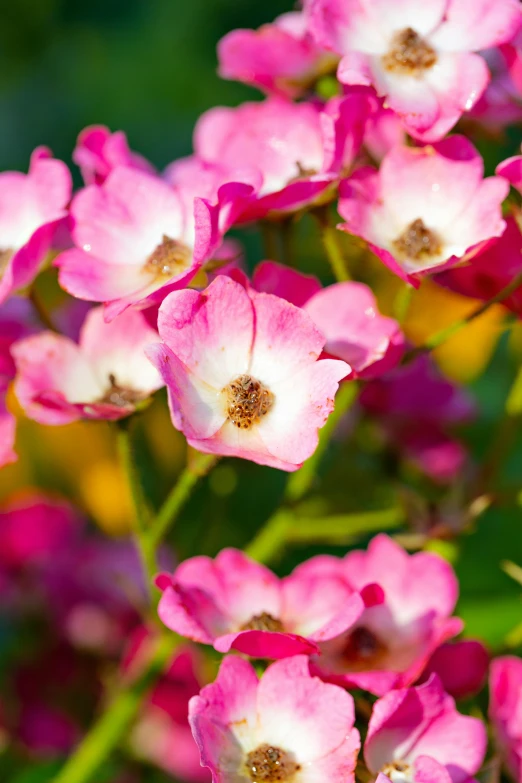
left=489, top=656, right=522, bottom=781
left=194, top=94, right=373, bottom=222
left=218, top=9, right=338, bottom=99
left=156, top=547, right=373, bottom=658
left=298, top=534, right=462, bottom=695
left=422, top=640, right=489, bottom=700
left=435, top=217, right=522, bottom=317
left=56, top=167, right=229, bottom=320
left=12, top=306, right=163, bottom=424
left=363, top=104, right=405, bottom=163
left=338, top=136, right=508, bottom=285
left=0, top=147, right=72, bottom=304
left=497, top=145, right=522, bottom=192
left=253, top=261, right=404, bottom=379
left=189, top=655, right=360, bottom=783
left=73, top=125, right=156, bottom=185
left=146, top=275, right=349, bottom=470
left=309, top=0, right=522, bottom=140
left=365, top=675, right=487, bottom=783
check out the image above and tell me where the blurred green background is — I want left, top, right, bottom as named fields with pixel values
left=1, top=0, right=522, bottom=667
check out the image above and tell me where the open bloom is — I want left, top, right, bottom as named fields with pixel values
left=365, top=675, right=487, bottom=783
left=156, top=548, right=376, bottom=659
left=435, top=216, right=522, bottom=317
left=146, top=275, right=349, bottom=471
left=489, top=656, right=522, bottom=782
left=309, top=0, right=522, bottom=140
left=56, top=166, right=238, bottom=320
left=338, top=136, right=508, bottom=285
left=218, top=8, right=337, bottom=99
left=194, top=94, right=373, bottom=222
left=253, top=261, right=404, bottom=378
left=0, top=147, right=72, bottom=304
left=189, top=655, right=360, bottom=783
left=12, top=306, right=163, bottom=424
left=297, top=534, right=462, bottom=695
left=73, top=125, right=155, bottom=185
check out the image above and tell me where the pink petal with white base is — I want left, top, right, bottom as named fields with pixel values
left=73, top=125, right=155, bottom=185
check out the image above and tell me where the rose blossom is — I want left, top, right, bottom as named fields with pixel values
left=0, top=147, right=71, bottom=304
left=73, top=125, right=156, bottom=185
left=194, top=93, right=373, bottom=222
left=146, top=275, right=349, bottom=471
left=55, top=166, right=247, bottom=320
left=309, top=0, right=522, bottom=140
left=489, top=656, right=522, bottom=782
left=252, top=261, right=404, bottom=378
left=218, top=6, right=338, bottom=99
left=12, top=306, right=163, bottom=424
left=338, top=136, right=508, bottom=285
left=296, top=534, right=462, bottom=695
left=156, top=547, right=379, bottom=658
left=189, top=655, right=360, bottom=783
left=365, top=675, right=487, bottom=783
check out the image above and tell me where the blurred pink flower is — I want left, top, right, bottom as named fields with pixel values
left=156, top=547, right=376, bottom=658
left=0, top=147, right=72, bottom=304
left=338, top=136, right=508, bottom=285
left=253, top=261, right=404, bottom=379
left=421, top=640, right=489, bottom=700
left=189, top=655, right=360, bottom=783
left=13, top=306, right=163, bottom=424
left=297, top=534, right=462, bottom=695
left=309, top=0, right=521, bottom=140
left=489, top=656, right=522, bottom=782
left=146, top=275, right=349, bottom=470
left=365, top=675, right=487, bottom=783
left=73, top=125, right=156, bottom=185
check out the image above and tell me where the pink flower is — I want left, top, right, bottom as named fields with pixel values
left=73, top=125, right=155, bottom=185
left=12, top=306, right=163, bottom=424
left=363, top=104, right=405, bottom=163
left=0, top=147, right=72, bottom=304
left=298, top=534, right=462, bottom=695
left=218, top=9, right=338, bottom=99
left=435, top=217, right=522, bottom=317
left=189, top=655, right=360, bottom=783
left=309, top=0, right=522, bottom=140
left=156, top=547, right=372, bottom=658
left=489, top=656, right=522, bottom=781
left=466, top=48, right=522, bottom=133
left=253, top=261, right=404, bottom=379
left=365, top=675, right=487, bottom=783
left=497, top=146, right=522, bottom=192
left=338, top=136, right=508, bottom=285
left=55, top=167, right=230, bottom=320
left=146, top=275, right=349, bottom=471
left=422, top=640, right=489, bottom=700
left=194, top=94, right=373, bottom=222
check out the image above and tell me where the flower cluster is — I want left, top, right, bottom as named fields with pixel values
left=2, top=0, right=522, bottom=781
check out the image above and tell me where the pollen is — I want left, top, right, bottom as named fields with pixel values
left=382, top=27, right=437, bottom=75
left=99, top=373, right=145, bottom=408
left=223, top=375, right=274, bottom=430
left=240, top=612, right=285, bottom=633
left=392, top=218, right=442, bottom=263
left=246, top=744, right=300, bottom=782
left=381, top=760, right=413, bottom=782
left=143, top=234, right=192, bottom=281
left=342, top=626, right=387, bottom=669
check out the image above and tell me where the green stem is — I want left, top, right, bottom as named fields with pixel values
left=286, top=381, right=358, bottom=503
left=286, top=507, right=404, bottom=545
left=315, top=208, right=350, bottom=282
left=393, top=283, right=414, bottom=325
left=29, top=287, right=58, bottom=332
left=261, top=221, right=280, bottom=262
left=116, top=420, right=156, bottom=600
left=245, top=382, right=358, bottom=564
left=148, top=452, right=217, bottom=549
left=280, top=218, right=295, bottom=267
left=406, top=271, right=522, bottom=361
left=52, top=634, right=176, bottom=783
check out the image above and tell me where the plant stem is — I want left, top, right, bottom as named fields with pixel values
left=116, top=420, right=156, bottom=601
left=245, top=381, right=358, bottom=564
left=148, top=452, right=217, bottom=549
left=285, top=381, right=358, bottom=503
left=52, top=634, right=176, bottom=783
left=261, top=221, right=280, bottom=262
left=406, top=271, right=522, bottom=361
left=393, top=283, right=414, bottom=325
left=315, top=207, right=350, bottom=282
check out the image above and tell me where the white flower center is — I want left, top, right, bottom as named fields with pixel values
left=245, top=744, right=300, bottom=782
left=143, top=234, right=192, bottom=281
left=382, top=28, right=437, bottom=75
left=223, top=374, right=274, bottom=430
left=392, top=218, right=442, bottom=264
